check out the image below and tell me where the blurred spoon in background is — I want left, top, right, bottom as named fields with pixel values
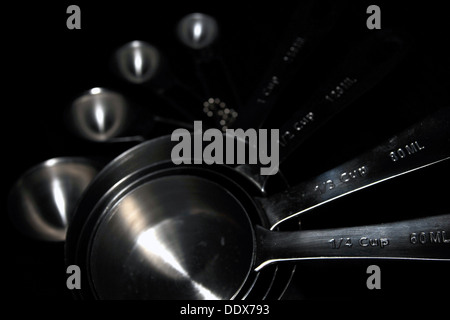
left=8, top=157, right=101, bottom=241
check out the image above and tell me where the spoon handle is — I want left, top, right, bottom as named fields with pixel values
left=235, top=29, right=411, bottom=188
left=260, top=107, right=450, bottom=229
left=276, top=29, right=410, bottom=165
left=254, top=214, right=450, bottom=272
left=235, top=0, right=346, bottom=130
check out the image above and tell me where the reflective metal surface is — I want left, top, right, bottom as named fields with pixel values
left=68, top=88, right=132, bottom=142
left=80, top=159, right=450, bottom=299
left=255, top=214, right=450, bottom=271
left=89, top=175, right=254, bottom=299
left=87, top=171, right=450, bottom=299
left=65, top=135, right=289, bottom=300
left=8, top=158, right=99, bottom=241
left=8, top=2, right=450, bottom=301
left=260, top=107, right=450, bottom=229
left=177, top=13, right=218, bottom=49
left=66, top=110, right=450, bottom=300
left=114, top=40, right=161, bottom=84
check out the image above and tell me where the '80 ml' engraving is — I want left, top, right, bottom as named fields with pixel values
left=389, top=140, right=425, bottom=162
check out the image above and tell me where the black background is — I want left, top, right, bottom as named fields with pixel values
left=3, top=1, right=449, bottom=301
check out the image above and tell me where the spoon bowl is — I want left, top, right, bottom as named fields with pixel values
left=114, top=40, right=161, bottom=84
left=67, top=87, right=133, bottom=142
left=177, top=13, right=219, bottom=50
left=8, top=157, right=100, bottom=241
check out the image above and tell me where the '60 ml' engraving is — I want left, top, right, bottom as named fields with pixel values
left=389, top=141, right=425, bottom=162
left=410, top=231, right=450, bottom=244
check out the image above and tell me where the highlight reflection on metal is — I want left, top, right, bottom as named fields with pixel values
left=89, top=175, right=253, bottom=300
left=68, top=88, right=131, bottom=142
left=65, top=110, right=450, bottom=300
left=260, top=107, right=450, bottom=229
left=177, top=13, right=218, bottom=49
left=87, top=169, right=450, bottom=300
left=254, top=214, right=450, bottom=272
left=137, top=226, right=220, bottom=299
left=52, top=179, right=67, bottom=226
left=114, top=40, right=161, bottom=84
left=8, top=158, right=99, bottom=241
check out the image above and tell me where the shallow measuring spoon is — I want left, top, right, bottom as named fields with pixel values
left=112, top=40, right=207, bottom=123
left=176, top=12, right=242, bottom=131
left=8, top=157, right=101, bottom=241
left=234, top=0, right=348, bottom=129
left=66, top=87, right=193, bottom=143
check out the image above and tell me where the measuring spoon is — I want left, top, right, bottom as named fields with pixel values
left=112, top=40, right=206, bottom=123
left=66, top=87, right=193, bottom=143
left=176, top=13, right=242, bottom=131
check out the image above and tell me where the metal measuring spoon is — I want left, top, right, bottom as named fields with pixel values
left=234, top=0, right=348, bottom=129
left=176, top=13, right=241, bottom=131
left=114, top=40, right=161, bottom=84
left=67, top=87, right=139, bottom=142
left=112, top=40, right=204, bottom=122
left=8, top=157, right=100, bottom=241
left=176, top=13, right=218, bottom=50
left=66, top=87, right=193, bottom=143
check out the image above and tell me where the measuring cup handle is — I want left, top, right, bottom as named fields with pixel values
left=261, top=107, right=450, bottom=229
left=254, top=214, right=450, bottom=272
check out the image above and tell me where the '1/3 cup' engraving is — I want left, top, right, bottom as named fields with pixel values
left=314, top=179, right=335, bottom=194
left=329, top=237, right=389, bottom=249
left=314, top=166, right=368, bottom=195
left=389, top=141, right=425, bottom=162
left=410, top=231, right=450, bottom=244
